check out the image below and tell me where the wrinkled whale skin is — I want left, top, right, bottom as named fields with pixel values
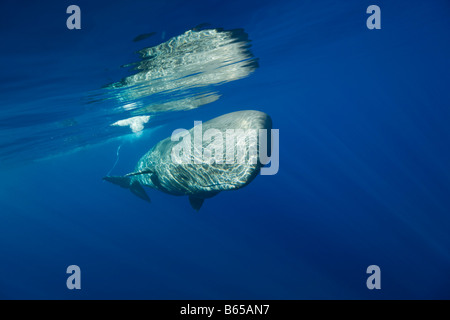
left=104, top=110, right=272, bottom=210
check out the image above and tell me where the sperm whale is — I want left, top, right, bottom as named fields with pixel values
left=103, top=110, right=272, bottom=210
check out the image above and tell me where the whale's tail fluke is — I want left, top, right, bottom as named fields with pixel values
left=103, top=175, right=151, bottom=203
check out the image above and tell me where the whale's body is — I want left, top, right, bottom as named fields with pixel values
left=104, top=110, right=272, bottom=210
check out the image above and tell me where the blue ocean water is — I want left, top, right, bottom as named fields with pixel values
left=0, top=0, right=450, bottom=299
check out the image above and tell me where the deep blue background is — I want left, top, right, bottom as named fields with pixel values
left=0, top=0, right=449, bottom=299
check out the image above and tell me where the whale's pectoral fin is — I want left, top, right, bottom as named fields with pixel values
left=189, top=196, right=204, bottom=211
left=126, top=169, right=170, bottom=195
left=103, top=175, right=151, bottom=203
left=130, top=181, right=151, bottom=202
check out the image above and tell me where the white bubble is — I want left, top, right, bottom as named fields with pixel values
left=111, top=115, right=151, bottom=133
